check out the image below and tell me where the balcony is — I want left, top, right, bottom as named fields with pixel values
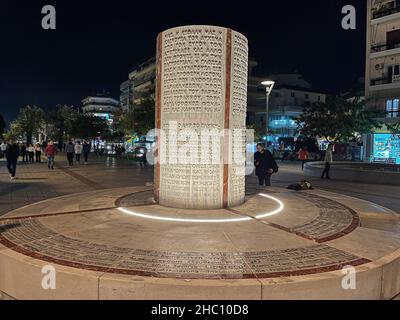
left=371, top=41, right=400, bottom=53
left=372, top=3, right=400, bottom=19
left=370, top=77, right=392, bottom=86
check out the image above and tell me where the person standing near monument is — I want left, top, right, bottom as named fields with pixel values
left=5, top=140, right=20, bottom=180
left=254, top=143, right=279, bottom=187
left=321, top=144, right=333, bottom=180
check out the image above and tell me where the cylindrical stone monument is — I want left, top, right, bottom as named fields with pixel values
left=154, top=25, right=248, bottom=209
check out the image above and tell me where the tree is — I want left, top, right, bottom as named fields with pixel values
left=133, top=96, right=155, bottom=136
left=11, top=105, right=45, bottom=144
left=0, top=114, right=5, bottom=138
left=296, top=96, right=383, bottom=144
left=294, top=136, right=319, bottom=153
left=69, top=113, right=109, bottom=140
left=113, top=107, right=135, bottom=137
left=46, top=105, right=76, bottom=146
left=387, top=121, right=400, bottom=138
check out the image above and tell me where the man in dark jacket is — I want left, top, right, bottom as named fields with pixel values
left=254, top=143, right=278, bottom=187
left=5, top=140, right=20, bottom=180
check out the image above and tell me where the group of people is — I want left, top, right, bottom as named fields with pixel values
left=1, top=138, right=88, bottom=180
left=254, top=143, right=334, bottom=187
left=0, top=142, right=44, bottom=164
left=1, top=140, right=56, bottom=180
left=64, top=140, right=91, bottom=166
left=295, top=145, right=333, bottom=179
left=2, top=137, right=334, bottom=184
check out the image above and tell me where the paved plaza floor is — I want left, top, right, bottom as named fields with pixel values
left=0, top=155, right=399, bottom=300
left=1, top=155, right=399, bottom=216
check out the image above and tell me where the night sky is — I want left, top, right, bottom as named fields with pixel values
left=1, top=0, right=366, bottom=124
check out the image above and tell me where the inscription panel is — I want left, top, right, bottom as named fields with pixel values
left=0, top=219, right=366, bottom=279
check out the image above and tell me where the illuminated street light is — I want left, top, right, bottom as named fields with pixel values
left=261, top=80, right=275, bottom=140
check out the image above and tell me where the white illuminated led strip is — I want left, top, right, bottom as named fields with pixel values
left=117, top=193, right=284, bottom=224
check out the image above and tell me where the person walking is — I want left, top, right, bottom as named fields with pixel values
left=74, top=141, right=83, bottom=164
left=254, top=143, right=279, bottom=187
left=65, top=140, right=75, bottom=166
left=321, top=144, right=333, bottom=180
left=27, top=144, right=35, bottom=163
left=35, top=143, right=42, bottom=162
left=5, top=140, right=20, bottom=180
left=298, top=146, right=308, bottom=171
left=45, top=141, right=57, bottom=170
left=83, top=141, right=91, bottom=165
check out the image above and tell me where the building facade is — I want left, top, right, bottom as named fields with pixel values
left=365, top=0, right=400, bottom=164
left=130, top=57, right=156, bottom=105
left=119, top=80, right=134, bottom=111
left=247, top=64, right=326, bottom=142
left=119, top=57, right=156, bottom=111
left=81, top=95, right=120, bottom=125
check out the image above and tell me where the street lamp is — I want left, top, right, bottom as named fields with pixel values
left=261, top=80, right=275, bottom=140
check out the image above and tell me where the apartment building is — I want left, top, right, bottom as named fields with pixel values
left=247, top=61, right=326, bottom=141
left=365, top=0, right=400, bottom=164
left=82, top=94, right=120, bottom=126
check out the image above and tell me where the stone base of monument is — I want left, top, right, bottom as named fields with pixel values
left=0, top=186, right=399, bottom=300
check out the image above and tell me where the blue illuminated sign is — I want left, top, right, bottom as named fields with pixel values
left=373, top=134, right=400, bottom=164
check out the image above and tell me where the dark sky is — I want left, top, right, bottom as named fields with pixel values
left=0, top=0, right=366, bottom=124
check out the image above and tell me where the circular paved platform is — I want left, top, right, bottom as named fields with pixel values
left=0, top=186, right=399, bottom=300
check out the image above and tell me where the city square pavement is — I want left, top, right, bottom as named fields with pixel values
left=0, top=154, right=399, bottom=216
left=1, top=154, right=400, bottom=299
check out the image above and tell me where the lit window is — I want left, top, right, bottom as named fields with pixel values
left=387, top=98, right=400, bottom=117
left=394, top=99, right=399, bottom=117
